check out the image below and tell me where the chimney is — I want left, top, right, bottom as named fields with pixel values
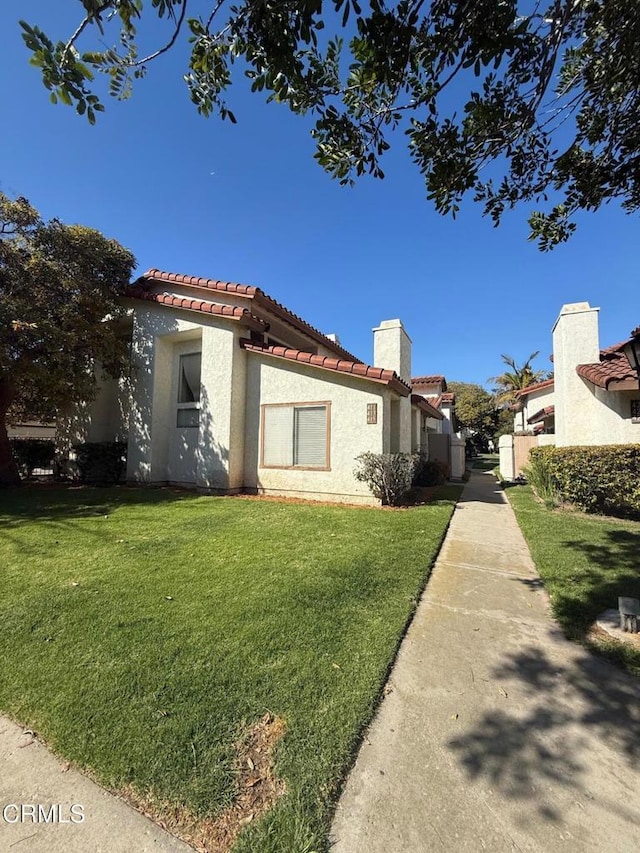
left=373, top=319, right=411, bottom=383
left=552, top=302, right=600, bottom=446
left=326, top=333, right=341, bottom=345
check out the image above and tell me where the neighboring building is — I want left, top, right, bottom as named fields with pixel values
left=553, top=302, right=639, bottom=447
left=76, top=269, right=463, bottom=505
left=500, top=302, right=640, bottom=479
left=7, top=422, right=56, bottom=440
left=512, top=378, right=555, bottom=434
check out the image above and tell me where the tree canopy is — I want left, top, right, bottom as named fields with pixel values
left=20, top=1, right=640, bottom=248
left=0, top=193, right=135, bottom=485
left=489, top=351, right=548, bottom=406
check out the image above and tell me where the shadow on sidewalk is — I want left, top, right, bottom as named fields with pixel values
left=447, top=645, right=640, bottom=826
left=458, top=471, right=506, bottom=506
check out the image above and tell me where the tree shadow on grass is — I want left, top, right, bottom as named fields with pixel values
left=448, top=645, right=640, bottom=827
left=0, top=484, right=201, bottom=529
left=555, top=529, right=640, bottom=634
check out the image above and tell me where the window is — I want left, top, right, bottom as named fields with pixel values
left=631, top=400, right=640, bottom=424
left=261, top=403, right=330, bottom=469
left=177, top=352, right=201, bottom=427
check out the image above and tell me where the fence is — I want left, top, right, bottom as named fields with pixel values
left=499, top=434, right=555, bottom=480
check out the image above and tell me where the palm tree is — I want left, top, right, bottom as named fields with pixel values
left=489, top=352, right=547, bottom=407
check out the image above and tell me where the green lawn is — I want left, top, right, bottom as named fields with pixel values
left=506, top=484, right=640, bottom=675
left=0, top=485, right=460, bottom=851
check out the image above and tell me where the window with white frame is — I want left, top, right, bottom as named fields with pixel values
left=261, top=403, right=330, bottom=469
left=176, top=352, right=201, bottom=427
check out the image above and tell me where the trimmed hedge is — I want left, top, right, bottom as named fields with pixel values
left=412, top=456, right=447, bottom=487
left=527, top=444, right=640, bottom=518
left=72, top=441, right=127, bottom=485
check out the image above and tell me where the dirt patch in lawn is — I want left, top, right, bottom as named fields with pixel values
left=121, top=713, right=286, bottom=853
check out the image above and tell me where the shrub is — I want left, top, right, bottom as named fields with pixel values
left=72, top=441, right=127, bottom=485
left=527, top=444, right=640, bottom=518
left=524, top=446, right=557, bottom=508
left=9, top=439, right=56, bottom=478
left=354, top=452, right=419, bottom=506
left=412, top=455, right=447, bottom=487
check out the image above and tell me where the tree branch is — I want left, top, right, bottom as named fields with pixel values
left=126, top=0, right=189, bottom=67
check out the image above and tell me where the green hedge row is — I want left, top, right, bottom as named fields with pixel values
left=73, top=441, right=127, bottom=484
left=528, top=444, right=640, bottom=518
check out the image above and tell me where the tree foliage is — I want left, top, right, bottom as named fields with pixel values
left=0, top=193, right=135, bottom=485
left=448, top=381, right=497, bottom=436
left=489, top=351, right=547, bottom=406
left=20, top=0, right=640, bottom=247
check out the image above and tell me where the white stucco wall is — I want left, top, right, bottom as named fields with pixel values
left=244, top=354, right=389, bottom=504
left=126, top=305, right=246, bottom=489
left=372, top=319, right=412, bottom=383
left=514, top=386, right=555, bottom=433
left=553, top=302, right=640, bottom=446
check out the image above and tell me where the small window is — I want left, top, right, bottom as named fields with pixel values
left=631, top=400, right=640, bottom=424
left=177, top=352, right=201, bottom=428
left=262, top=403, right=330, bottom=469
left=178, top=352, right=201, bottom=403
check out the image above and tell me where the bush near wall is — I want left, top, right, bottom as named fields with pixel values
left=412, top=456, right=447, bottom=487
left=72, top=441, right=127, bottom=485
left=9, top=439, right=56, bottom=478
left=528, top=445, right=640, bottom=518
left=354, top=453, right=418, bottom=506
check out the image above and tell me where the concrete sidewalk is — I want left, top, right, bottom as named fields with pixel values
left=332, top=469, right=640, bottom=852
left=0, top=715, right=191, bottom=853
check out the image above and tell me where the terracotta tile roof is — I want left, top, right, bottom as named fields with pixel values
left=127, top=286, right=267, bottom=331
left=577, top=326, right=640, bottom=388
left=515, top=378, right=555, bottom=398
left=576, top=350, right=637, bottom=388
left=411, top=375, right=447, bottom=390
left=136, top=268, right=362, bottom=363
left=439, top=392, right=455, bottom=404
left=527, top=405, right=555, bottom=425
left=411, top=395, right=444, bottom=420
left=240, top=340, right=411, bottom=396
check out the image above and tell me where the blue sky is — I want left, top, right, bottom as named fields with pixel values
left=2, top=2, right=638, bottom=387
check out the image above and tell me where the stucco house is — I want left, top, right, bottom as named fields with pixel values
left=501, top=302, right=640, bottom=479
left=512, top=378, right=555, bottom=435
left=77, top=268, right=463, bottom=505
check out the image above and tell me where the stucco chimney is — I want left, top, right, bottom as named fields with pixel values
left=552, top=302, right=600, bottom=446
left=373, top=319, right=412, bottom=382
left=326, top=333, right=341, bottom=345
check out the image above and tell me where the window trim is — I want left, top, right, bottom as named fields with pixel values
left=176, top=350, right=202, bottom=428
left=260, top=401, right=331, bottom=471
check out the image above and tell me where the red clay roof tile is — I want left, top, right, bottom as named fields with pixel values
left=515, top=378, right=555, bottom=398
left=527, top=405, right=555, bottom=425
left=410, top=395, right=444, bottom=420
left=239, top=340, right=411, bottom=396
left=576, top=351, right=637, bottom=388
left=412, top=375, right=447, bottom=390
left=137, top=268, right=362, bottom=363
left=127, top=286, right=266, bottom=331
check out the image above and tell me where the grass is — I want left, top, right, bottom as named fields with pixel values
left=471, top=453, right=499, bottom=472
left=506, top=484, right=640, bottom=675
left=0, top=484, right=460, bottom=851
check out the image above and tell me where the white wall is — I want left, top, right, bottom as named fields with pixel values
left=515, top=386, right=555, bottom=433
left=372, top=319, right=412, bottom=383
left=244, top=354, right=388, bottom=504
left=126, top=306, right=242, bottom=488
left=553, top=302, right=640, bottom=446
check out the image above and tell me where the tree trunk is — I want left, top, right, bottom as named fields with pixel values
left=0, top=378, right=21, bottom=487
